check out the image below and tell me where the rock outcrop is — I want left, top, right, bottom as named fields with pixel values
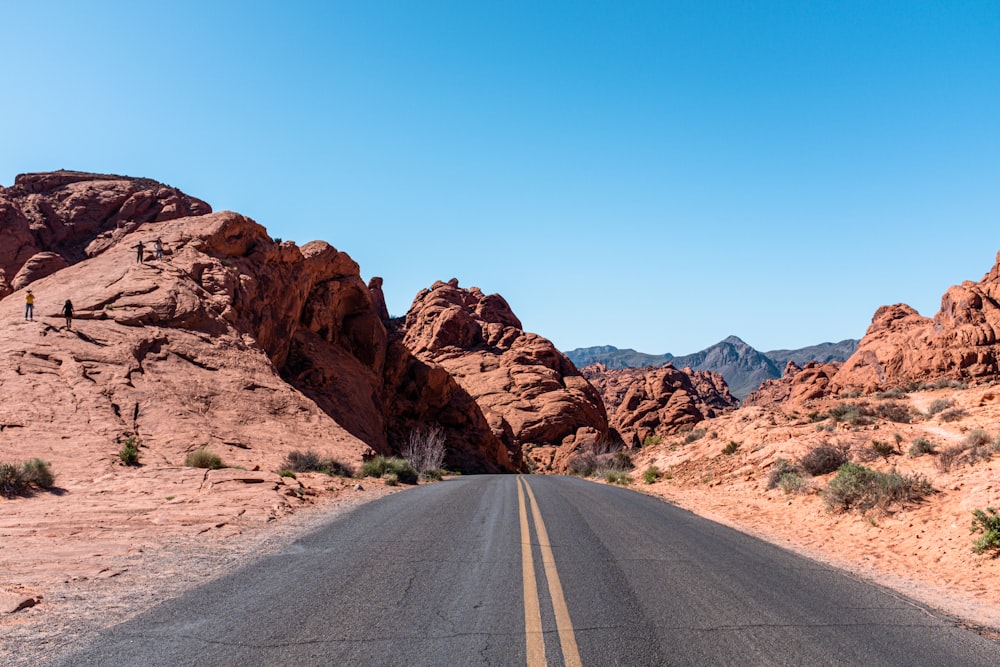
left=402, top=279, right=609, bottom=468
left=742, top=360, right=841, bottom=407
left=582, top=363, right=737, bottom=446
left=832, top=251, right=1000, bottom=394
left=0, top=172, right=518, bottom=474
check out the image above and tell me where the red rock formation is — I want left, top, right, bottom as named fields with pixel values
left=832, top=252, right=1000, bottom=393
left=742, top=360, right=841, bottom=406
left=582, top=363, right=737, bottom=446
left=0, top=172, right=516, bottom=474
left=0, top=170, right=210, bottom=296
left=402, top=279, right=609, bottom=467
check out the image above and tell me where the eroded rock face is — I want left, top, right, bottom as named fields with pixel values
left=582, top=363, right=737, bottom=446
left=832, top=252, right=1000, bottom=393
left=402, top=279, right=609, bottom=466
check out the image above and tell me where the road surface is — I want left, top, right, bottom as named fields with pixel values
left=55, top=475, right=1000, bottom=666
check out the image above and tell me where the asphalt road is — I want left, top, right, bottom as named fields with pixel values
left=54, top=475, right=1000, bottom=666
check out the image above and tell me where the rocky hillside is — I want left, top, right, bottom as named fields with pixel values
left=0, top=170, right=610, bottom=476
left=566, top=337, right=858, bottom=399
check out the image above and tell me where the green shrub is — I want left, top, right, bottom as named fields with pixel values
left=684, top=429, right=707, bottom=444
left=767, top=458, right=801, bottom=489
left=828, top=402, right=874, bottom=426
left=908, top=437, right=936, bottom=457
left=119, top=436, right=141, bottom=466
left=0, top=459, right=55, bottom=497
left=927, top=398, right=953, bottom=415
left=876, top=387, right=907, bottom=399
left=779, top=472, right=807, bottom=494
left=279, top=469, right=297, bottom=479
left=642, top=434, right=661, bottom=447
left=359, top=456, right=418, bottom=484
left=282, top=450, right=353, bottom=477
left=871, top=439, right=897, bottom=461
left=799, top=443, right=848, bottom=476
left=874, top=401, right=911, bottom=423
left=722, top=441, right=740, bottom=455
left=642, top=466, right=661, bottom=484
left=383, top=472, right=400, bottom=486
left=185, top=448, right=224, bottom=469
left=822, top=463, right=933, bottom=513
left=604, top=470, right=630, bottom=485
left=970, top=508, right=1000, bottom=555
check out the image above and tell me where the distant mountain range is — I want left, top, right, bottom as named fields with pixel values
left=564, top=336, right=859, bottom=399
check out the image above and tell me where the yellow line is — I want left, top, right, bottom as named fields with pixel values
left=522, top=478, right=583, bottom=667
left=518, top=476, right=547, bottom=667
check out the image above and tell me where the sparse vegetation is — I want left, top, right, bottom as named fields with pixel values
left=873, top=401, right=912, bottom=423
left=767, top=458, right=801, bottom=490
left=722, top=441, right=740, bottom=455
left=684, top=429, right=707, bottom=444
left=926, top=398, right=954, bottom=415
left=604, top=469, right=631, bottom=485
left=0, top=458, right=55, bottom=497
left=404, top=425, right=447, bottom=480
left=281, top=450, right=353, bottom=477
left=939, top=407, right=966, bottom=422
left=185, top=448, right=224, bottom=469
left=279, top=469, right=297, bottom=479
left=827, top=402, right=874, bottom=426
left=908, top=437, right=936, bottom=457
left=799, top=443, right=848, bottom=476
left=360, top=456, right=418, bottom=484
left=871, top=439, right=897, bottom=462
left=642, top=434, right=661, bottom=447
left=822, top=463, right=933, bottom=513
left=642, top=465, right=661, bottom=484
left=937, top=430, right=995, bottom=471
left=118, top=435, right=141, bottom=466
left=876, top=387, right=907, bottom=399
left=970, top=507, right=1000, bottom=555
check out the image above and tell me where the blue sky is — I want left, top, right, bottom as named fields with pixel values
left=2, top=1, right=998, bottom=354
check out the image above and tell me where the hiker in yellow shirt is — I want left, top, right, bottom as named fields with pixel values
left=25, top=290, right=34, bottom=321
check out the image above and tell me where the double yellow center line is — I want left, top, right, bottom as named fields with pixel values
left=516, top=476, right=582, bottom=667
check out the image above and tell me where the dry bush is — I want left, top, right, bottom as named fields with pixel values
left=873, top=401, right=912, bottom=424
left=939, top=408, right=967, bottom=422
left=404, top=425, right=447, bottom=477
left=823, top=463, right=934, bottom=513
left=0, top=459, right=55, bottom=497
left=799, top=443, right=848, bottom=476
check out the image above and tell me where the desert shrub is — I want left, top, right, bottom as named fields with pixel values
left=839, top=390, right=862, bottom=399
left=767, top=458, right=800, bottom=489
left=927, top=398, right=954, bottom=415
left=567, top=451, right=598, bottom=477
left=939, top=408, right=966, bottom=422
left=684, top=429, right=707, bottom=444
left=0, top=459, right=55, bottom=497
left=382, top=472, right=400, bottom=486
left=119, top=436, right=141, bottom=466
left=779, top=472, right=808, bottom=494
left=876, top=387, right=907, bottom=399
left=404, top=425, right=447, bottom=478
left=871, top=440, right=897, bottom=462
left=971, top=508, right=1000, bottom=555
left=823, top=463, right=933, bottom=513
left=925, top=378, right=967, bottom=390
left=806, top=411, right=826, bottom=423
left=610, top=450, right=634, bottom=470
left=937, top=433, right=995, bottom=472
left=642, top=465, right=661, bottom=484
left=279, top=469, right=297, bottom=479
left=642, top=434, right=661, bottom=447
left=965, top=430, right=992, bottom=448
left=722, top=441, right=740, bottom=455
left=360, top=456, right=418, bottom=484
left=604, top=470, right=630, bottom=485
left=799, top=443, right=848, bottom=476
left=282, top=450, right=353, bottom=477
left=874, top=401, right=911, bottom=423
left=828, top=402, right=874, bottom=426
left=908, top=437, right=936, bottom=457
left=185, top=448, right=224, bottom=469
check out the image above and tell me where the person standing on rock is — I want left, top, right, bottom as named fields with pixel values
left=62, top=299, right=73, bottom=329
left=135, top=241, right=145, bottom=264
left=154, top=238, right=163, bottom=260
left=24, top=290, right=34, bottom=321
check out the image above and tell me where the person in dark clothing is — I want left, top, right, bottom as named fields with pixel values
left=135, top=241, right=144, bottom=263
left=62, top=299, right=73, bottom=329
left=154, top=238, right=164, bottom=260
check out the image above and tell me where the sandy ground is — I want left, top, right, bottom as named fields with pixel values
left=0, top=470, right=399, bottom=667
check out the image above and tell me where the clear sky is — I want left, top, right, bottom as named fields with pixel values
left=2, top=1, right=998, bottom=355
